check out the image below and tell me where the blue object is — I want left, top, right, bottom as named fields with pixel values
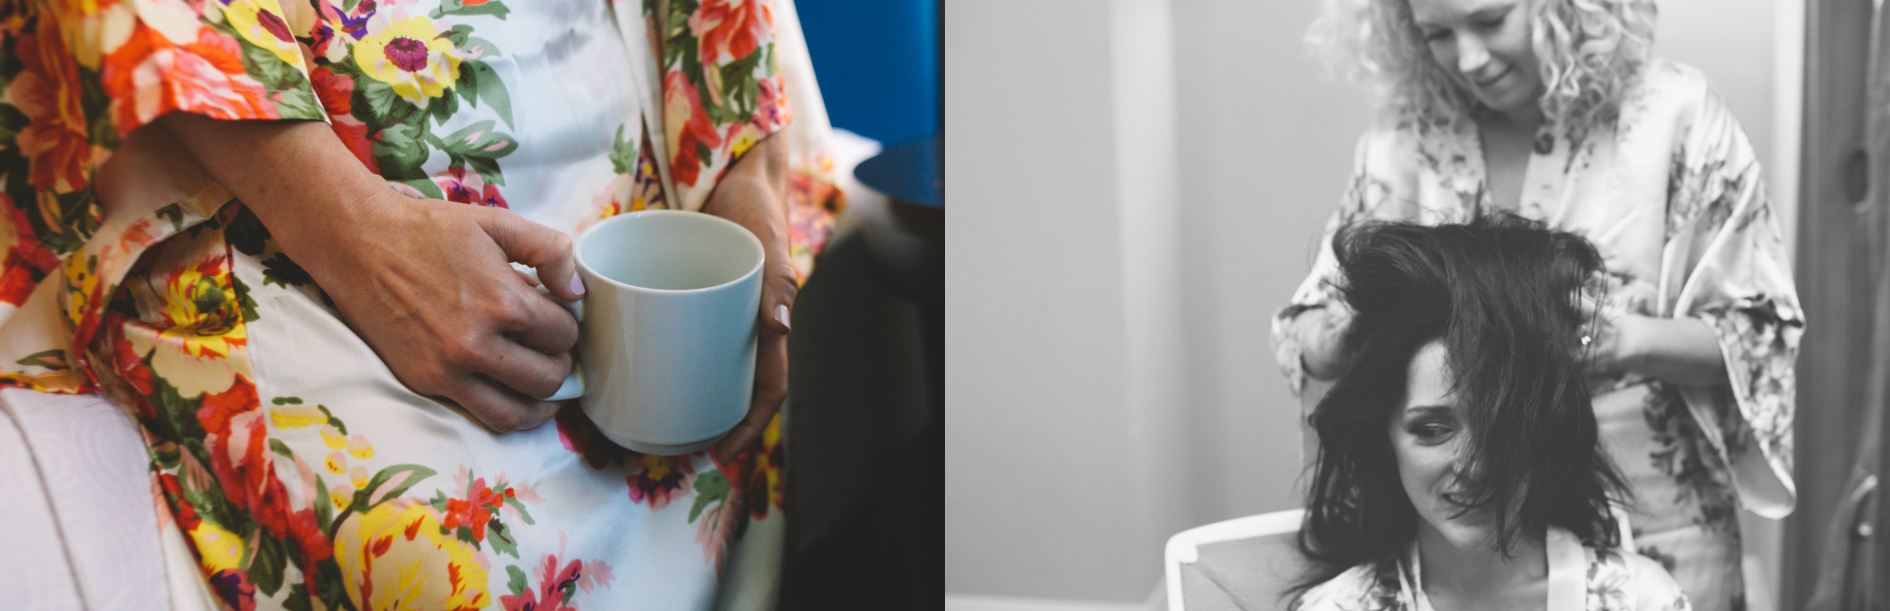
left=854, top=136, right=942, bottom=208
left=796, top=0, right=941, bottom=145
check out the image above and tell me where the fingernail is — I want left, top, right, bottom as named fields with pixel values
left=568, top=273, right=585, bottom=297
left=774, top=304, right=791, bottom=331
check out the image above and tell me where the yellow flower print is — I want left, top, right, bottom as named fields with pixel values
left=157, top=261, right=247, bottom=360
left=270, top=404, right=326, bottom=429
left=334, top=499, right=491, bottom=611
left=223, top=0, right=304, bottom=68
left=352, top=13, right=460, bottom=106
left=320, top=424, right=347, bottom=449
left=330, top=484, right=354, bottom=512
left=350, top=465, right=369, bottom=489
left=348, top=435, right=375, bottom=460
left=190, top=519, right=247, bottom=573
left=326, top=450, right=348, bottom=474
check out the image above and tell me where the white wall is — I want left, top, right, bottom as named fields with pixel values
left=947, top=0, right=1797, bottom=604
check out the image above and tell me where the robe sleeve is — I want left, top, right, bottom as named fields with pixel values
left=0, top=1, right=322, bottom=390
left=1271, top=126, right=1412, bottom=397
left=653, top=0, right=840, bottom=282
left=1665, top=85, right=1804, bottom=518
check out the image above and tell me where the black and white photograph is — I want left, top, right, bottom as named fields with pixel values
left=950, top=1, right=1890, bottom=610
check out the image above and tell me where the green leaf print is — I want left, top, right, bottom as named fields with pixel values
left=236, top=37, right=308, bottom=96
left=281, top=588, right=313, bottom=611
left=507, top=564, right=530, bottom=597
left=433, top=0, right=512, bottom=20
left=371, top=122, right=431, bottom=181
left=251, top=532, right=288, bottom=595
left=458, top=59, right=514, bottom=130
left=356, top=464, right=438, bottom=510
left=488, top=520, right=520, bottom=558
left=689, top=470, right=730, bottom=523
left=433, top=120, right=519, bottom=186
left=260, top=253, right=313, bottom=288
left=314, top=476, right=334, bottom=531
left=395, top=178, right=446, bottom=200
left=14, top=349, right=69, bottom=371
left=361, top=80, right=421, bottom=126
left=315, top=404, right=348, bottom=434
left=268, top=438, right=294, bottom=458
left=232, top=276, right=261, bottom=323
left=224, top=206, right=271, bottom=257
left=608, top=124, right=637, bottom=175
left=155, top=203, right=186, bottom=231
left=503, top=493, right=536, bottom=525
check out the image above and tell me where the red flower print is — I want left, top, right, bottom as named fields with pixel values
left=101, top=25, right=280, bottom=135
left=689, top=0, right=773, bottom=65
left=197, top=374, right=259, bottom=439
left=555, top=403, right=636, bottom=469
left=252, top=473, right=293, bottom=537
left=209, top=568, right=258, bottom=611
left=330, top=115, right=380, bottom=174
left=8, top=28, right=93, bottom=194
left=664, top=71, right=723, bottom=187
left=753, top=73, right=789, bottom=132
left=157, top=472, right=203, bottom=532
left=626, top=454, right=694, bottom=511
left=310, top=66, right=354, bottom=115
left=500, top=554, right=591, bottom=611
left=441, top=476, right=509, bottom=541
left=286, top=508, right=331, bottom=565
left=432, top=166, right=508, bottom=208
left=111, top=327, right=155, bottom=396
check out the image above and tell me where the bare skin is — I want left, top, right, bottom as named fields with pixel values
left=156, top=114, right=793, bottom=463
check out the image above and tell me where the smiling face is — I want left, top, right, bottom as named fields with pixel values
left=1406, top=0, right=1544, bottom=120
left=1389, top=340, right=1495, bottom=550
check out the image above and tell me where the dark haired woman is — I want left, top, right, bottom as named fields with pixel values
left=1276, top=0, right=1803, bottom=607
left=1291, top=217, right=1689, bottom=610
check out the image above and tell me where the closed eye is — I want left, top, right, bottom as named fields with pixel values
left=1408, top=421, right=1456, bottom=445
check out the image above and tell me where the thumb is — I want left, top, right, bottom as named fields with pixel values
left=478, top=209, right=583, bottom=301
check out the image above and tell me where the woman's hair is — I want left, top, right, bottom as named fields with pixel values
left=1306, top=0, right=1657, bottom=130
left=1291, top=213, right=1628, bottom=593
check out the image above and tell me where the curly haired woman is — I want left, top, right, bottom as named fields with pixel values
left=1273, top=1, right=1802, bottom=609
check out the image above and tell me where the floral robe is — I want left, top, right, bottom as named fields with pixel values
left=0, top=0, right=843, bottom=609
left=1291, top=528, right=1693, bottom=611
left=1271, top=60, right=1801, bottom=611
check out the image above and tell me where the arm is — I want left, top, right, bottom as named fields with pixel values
left=157, top=113, right=584, bottom=433
left=1589, top=313, right=1727, bottom=386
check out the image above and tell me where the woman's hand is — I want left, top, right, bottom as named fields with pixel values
left=701, top=135, right=795, bottom=465
left=309, top=196, right=584, bottom=431
left=1577, top=285, right=1728, bottom=386
left=157, top=114, right=584, bottom=433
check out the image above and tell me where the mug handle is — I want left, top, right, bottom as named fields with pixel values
left=535, top=281, right=586, bottom=401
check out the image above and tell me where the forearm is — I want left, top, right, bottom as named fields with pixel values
left=1624, top=315, right=1728, bottom=386
left=153, top=114, right=394, bottom=268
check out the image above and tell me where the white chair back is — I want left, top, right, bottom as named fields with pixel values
left=1163, top=508, right=1309, bottom=611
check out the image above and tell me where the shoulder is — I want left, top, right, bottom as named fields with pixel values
left=1291, top=563, right=1399, bottom=611
left=1619, top=58, right=1739, bottom=139
left=1587, top=547, right=1693, bottom=611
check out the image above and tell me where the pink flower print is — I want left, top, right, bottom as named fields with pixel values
left=433, top=166, right=508, bottom=208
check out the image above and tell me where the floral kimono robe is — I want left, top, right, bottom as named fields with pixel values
left=0, top=0, right=843, bottom=609
left=1272, top=60, right=1801, bottom=611
left=1290, top=528, right=1693, bottom=611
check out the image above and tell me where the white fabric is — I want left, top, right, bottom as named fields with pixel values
left=0, top=388, right=171, bottom=610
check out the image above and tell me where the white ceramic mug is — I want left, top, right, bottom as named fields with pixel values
left=542, top=210, right=764, bottom=455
